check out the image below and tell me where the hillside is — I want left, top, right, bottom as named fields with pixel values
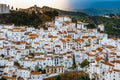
left=44, top=71, right=90, bottom=80
left=0, top=6, right=120, bottom=37
left=0, top=5, right=88, bottom=28
left=76, top=8, right=120, bottom=16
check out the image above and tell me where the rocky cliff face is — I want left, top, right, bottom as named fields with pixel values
left=19, top=5, right=56, bottom=14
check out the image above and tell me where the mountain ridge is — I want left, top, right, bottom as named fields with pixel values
left=75, top=8, right=120, bottom=16
left=0, top=5, right=88, bottom=27
left=19, top=5, right=88, bottom=16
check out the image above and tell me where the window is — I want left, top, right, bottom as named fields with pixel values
left=44, top=63, right=45, bottom=65
left=47, top=69, right=49, bottom=73
left=59, top=68, right=60, bottom=72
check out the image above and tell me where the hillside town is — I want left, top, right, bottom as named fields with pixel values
left=0, top=16, right=120, bottom=80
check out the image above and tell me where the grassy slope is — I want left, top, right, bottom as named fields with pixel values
left=44, top=71, right=90, bottom=80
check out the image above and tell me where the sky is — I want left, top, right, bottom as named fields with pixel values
left=0, top=0, right=69, bottom=10
left=69, top=0, right=120, bottom=9
left=0, top=0, right=120, bottom=10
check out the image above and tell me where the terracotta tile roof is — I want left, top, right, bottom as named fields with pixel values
left=112, top=38, right=118, bottom=40
left=48, top=35, right=57, bottom=38
left=64, top=21, right=74, bottom=24
left=67, top=56, right=72, bottom=58
left=82, top=36, right=89, bottom=38
left=4, top=24, right=13, bottom=26
left=25, top=45, right=31, bottom=49
left=55, top=45, right=61, bottom=47
left=0, top=38, right=5, bottom=40
left=117, top=56, right=120, bottom=58
left=8, top=70, right=13, bottom=73
left=60, top=39, right=66, bottom=43
left=74, top=39, right=84, bottom=42
left=101, top=61, right=114, bottom=67
left=114, top=69, right=120, bottom=72
left=31, top=72, right=41, bottom=75
left=30, top=37, right=36, bottom=39
left=11, top=46, right=15, bottom=48
left=12, top=27, right=24, bottom=32
left=12, top=41, right=26, bottom=45
left=44, top=44, right=50, bottom=46
left=29, top=33, right=38, bottom=37
left=87, top=53, right=96, bottom=57
left=110, top=52, right=116, bottom=55
left=106, top=45, right=115, bottom=49
left=3, top=46, right=10, bottom=48
left=77, top=20, right=82, bottom=23
left=34, top=53, right=42, bottom=56
left=64, top=35, right=72, bottom=39
left=18, top=67, right=29, bottom=70
left=95, top=56, right=102, bottom=62
left=91, top=36, right=97, bottom=38
left=96, top=48, right=103, bottom=52
left=115, top=60, right=120, bottom=64
left=3, top=76, right=16, bottom=80
left=108, top=70, right=113, bottom=74
left=91, top=50, right=96, bottom=52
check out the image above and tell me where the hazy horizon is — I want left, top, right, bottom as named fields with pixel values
left=0, top=0, right=120, bottom=10
left=70, top=0, right=120, bottom=9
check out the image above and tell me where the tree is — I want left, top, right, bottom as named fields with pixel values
left=92, top=78, right=95, bottom=80
left=80, top=76, right=90, bottom=80
left=56, top=75, right=61, bottom=80
left=42, top=69, right=46, bottom=74
left=86, top=23, right=96, bottom=29
left=0, top=77, right=7, bottom=80
left=29, top=52, right=34, bottom=57
left=97, top=28, right=100, bottom=32
left=14, top=61, right=20, bottom=67
left=72, top=18, right=77, bottom=27
left=16, top=8, right=18, bottom=11
left=72, top=54, right=77, bottom=69
left=11, top=6, right=13, bottom=10
left=17, top=77, right=24, bottom=80
left=1, top=54, right=5, bottom=58
left=35, top=64, right=40, bottom=72
left=38, top=68, right=42, bottom=72
left=44, top=10, right=58, bottom=19
left=80, top=59, right=90, bottom=68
